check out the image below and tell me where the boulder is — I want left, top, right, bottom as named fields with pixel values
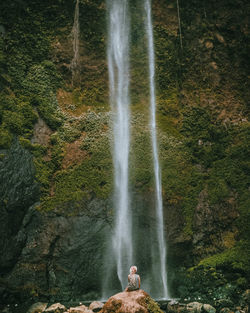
left=186, top=302, right=203, bottom=313
left=45, top=303, right=67, bottom=313
left=68, top=305, right=93, bottom=313
left=100, top=289, right=163, bottom=313
left=89, top=301, right=104, bottom=312
left=27, top=302, right=48, bottom=313
left=167, top=300, right=186, bottom=313
left=219, top=308, right=232, bottom=313
left=203, top=304, right=216, bottom=313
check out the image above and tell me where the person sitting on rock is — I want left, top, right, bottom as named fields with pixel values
left=125, top=265, right=141, bottom=291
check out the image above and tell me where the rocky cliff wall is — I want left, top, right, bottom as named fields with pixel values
left=0, top=0, right=249, bottom=304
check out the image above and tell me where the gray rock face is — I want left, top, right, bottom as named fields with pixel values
left=0, top=139, right=39, bottom=295
left=4, top=202, right=110, bottom=301
left=192, top=188, right=238, bottom=259
left=0, top=139, right=111, bottom=303
left=31, top=117, right=52, bottom=146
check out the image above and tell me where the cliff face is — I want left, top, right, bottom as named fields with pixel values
left=0, top=0, right=249, bottom=303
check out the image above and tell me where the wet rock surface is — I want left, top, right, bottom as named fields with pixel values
left=89, top=302, right=104, bottom=312
left=27, top=302, right=48, bottom=313
left=100, top=289, right=163, bottom=313
left=45, top=303, right=66, bottom=312
left=0, top=140, right=111, bottom=303
left=0, top=140, right=39, bottom=275
left=2, top=205, right=110, bottom=302
left=68, top=305, right=93, bottom=313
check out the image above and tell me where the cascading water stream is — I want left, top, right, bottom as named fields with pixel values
left=144, top=0, right=169, bottom=299
left=107, top=0, right=132, bottom=289
left=70, top=0, right=80, bottom=85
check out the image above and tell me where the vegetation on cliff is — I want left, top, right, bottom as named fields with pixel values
left=0, top=0, right=249, bottom=300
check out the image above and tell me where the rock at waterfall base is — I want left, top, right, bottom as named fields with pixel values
left=27, top=302, right=48, bottom=313
left=89, top=301, right=104, bottom=312
left=186, top=302, right=203, bottom=313
left=100, top=289, right=163, bottom=313
left=68, top=304, right=93, bottom=313
left=44, top=303, right=66, bottom=313
left=203, top=304, right=216, bottom=313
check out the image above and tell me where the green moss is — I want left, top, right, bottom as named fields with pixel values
left=38, top=112, right=113, bottom=212
left=155, top=24, right=179, bottom=93
left=0, top=95, right=38, bottom=139
left=23, top=63, right=63, bottom=130
left=34, top=157, right=53, bottom=194
left=198, top=240, right=250, bottom=273
left=140, top=296, right=163, bottom=313
left=0, top=126, right=13, bottom=149
left=41, top=153, right=112, bottom=211
left=130, top=129, right=153, bottom=189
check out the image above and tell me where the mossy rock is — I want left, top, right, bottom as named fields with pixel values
left=101, top=290, right=163, bottom=313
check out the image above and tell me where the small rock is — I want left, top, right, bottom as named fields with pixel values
left=89, top=301, right=104, bottom=312
left=26, top=302, right=48, bottom=313
left=210, top=62, right=218, bottom=70
left=220, top=308, right=232, bottom=313
left=167, top=301, right=186, bottom=313
left=186, top=302, right=203, bottom=313
left=45, top=303, right=67, bottom=313
left=205, top=41, right=214, bottom=49
left=68, top=305, right=93, bottom=313
left=203, top=304, right=216, bottom=313
left=215, top=33, right=225, bottom=44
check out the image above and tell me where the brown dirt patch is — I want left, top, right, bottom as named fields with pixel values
left=62, top=138, right=88, bottom=169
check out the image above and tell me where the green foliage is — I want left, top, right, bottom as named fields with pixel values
left=181, top=106, right=228, bottom=167
left=79, top=0, right=105, bottom=55
left=174, top=264, right=247, bottom=303
left=198, top=240, right=250, bottom=274
left=41, top=154, right=112, bottom=211
left=0, top=94, right=38, bottom=139
left=50, top=140, right=64, bottom=171
left=2, top=16, right=51, bottom=90
left=34, top=156, right=53, bottom=194
left=23, top=62, right=63, bottom=130
left=0, top=126, right=13, bottom=149
left=0, top=36, right=9, bottom=90
left=39, top=112, right=112, bottom=212
left=155, top=25, right=179, bottom=92
left=130, top=128, right=152, bottom=189
left=144, top=296, right=163, bottom=313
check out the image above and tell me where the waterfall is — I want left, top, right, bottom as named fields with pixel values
left=144, top=0, right=169, bottom=299
left=107, top=0, right=132, bottom=289
left=70, top=0, right=80, bottom=85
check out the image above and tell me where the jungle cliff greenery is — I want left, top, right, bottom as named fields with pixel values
left=0, top=0, right=249, bottom=298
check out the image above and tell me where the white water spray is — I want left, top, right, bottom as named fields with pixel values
left=70, top=0, right=80, bottom=85
left=144, top=0, right=169, bottom=299
left=107, top=0, right=132, bottom=289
